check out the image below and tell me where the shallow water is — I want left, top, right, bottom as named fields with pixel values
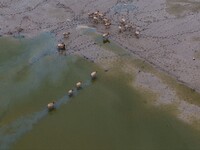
left=0, top=34, right=200, bottom=150
left=111, top=2, right=136, bottom=13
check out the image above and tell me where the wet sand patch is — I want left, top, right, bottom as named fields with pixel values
left=166, top=0, right=200, bottom=17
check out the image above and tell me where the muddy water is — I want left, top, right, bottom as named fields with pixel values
left=0, top=34, right=200, bottom=150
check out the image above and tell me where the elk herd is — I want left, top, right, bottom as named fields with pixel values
left=47, top=71, right=97, bottom=111
left=53, top=11, right=141, bottom=111
left=88, top=10, right=141, bottom=40
left=57, top=10, right=141, bottom=51
left=118, top=17, right=140, bottom=38
left=88, top=11, right=111, bottom=29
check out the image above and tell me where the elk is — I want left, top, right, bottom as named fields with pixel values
left=76, top=81, right=82, bottom=89
left=63, top=32, right=70, bottom=38
left=47, top=101, right=55, bottom=111
left=120, top=18, right=126, bottom=26
left=57, top=43, right=65, bottom=50
left=68, top=89, right=73, bottom=97
left=93, top=16, right=99, bottom=24
left=104, top=22, right=111, bottom=29
left=91, top=71, right=97, bottom=80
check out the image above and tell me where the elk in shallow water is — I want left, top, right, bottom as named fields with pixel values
left=68, top=89, right=73, bottom=97
left=47, top=101, right=55, bottom=111
left=76, top=81, right=82, bottom=89
left=91, top=71, right=97, bottom=80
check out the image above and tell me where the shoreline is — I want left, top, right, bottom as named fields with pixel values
left=1, top=0, right=200, bottom=128
left=1, top=0, right=200, bottom=91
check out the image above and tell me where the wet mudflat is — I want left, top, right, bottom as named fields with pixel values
left=0, top=34, right=200, bottom=150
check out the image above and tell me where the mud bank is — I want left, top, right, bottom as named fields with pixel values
left=1, top=0, right=200, bottom=148
left=1, top=0, right=200, bottom=91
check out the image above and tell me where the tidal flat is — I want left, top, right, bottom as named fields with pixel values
left=0, top=34, right=200, bottom=150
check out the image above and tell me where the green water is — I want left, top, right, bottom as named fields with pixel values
left=0, top=34, right=200, bottom=150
